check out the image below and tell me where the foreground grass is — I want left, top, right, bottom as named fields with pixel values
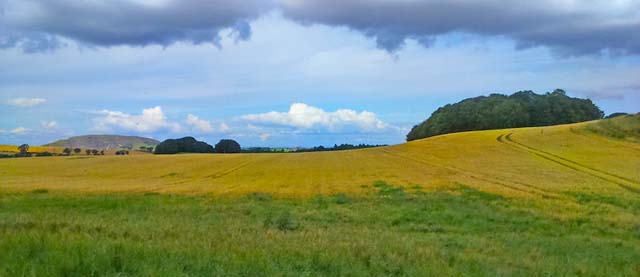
left=1, top=183, right=639, bottom=276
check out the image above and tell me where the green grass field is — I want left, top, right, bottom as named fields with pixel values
left=1, top=115, right=639, bottom=275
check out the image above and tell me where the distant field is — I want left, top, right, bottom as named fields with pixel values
left=0, top=145, right=151, bottom=156
left=2, top=115, right=638, bottom=197
left=0, top=115, right=638, bottom=275
left=0, top=145, right=65, bottom=154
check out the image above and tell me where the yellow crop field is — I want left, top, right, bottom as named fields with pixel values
left=0, top=144, right=65, bottom=154
left=1, top=115, right=638, bottom=198
left=1, top=115, right=639, bottom=275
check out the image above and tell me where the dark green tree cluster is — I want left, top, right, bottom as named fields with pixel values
left=606, top=112, right=628, bottom=119
left=82, top=149, right=104, bottom=155
left=154, top=137, right=215, bottom=154
left=139, top=146, right=154, bottom=153
left=406, top=89, right=604, bottom=141
left=14, top=144, right=31, bottom=157
left=214, top=139, right=241, bottom=153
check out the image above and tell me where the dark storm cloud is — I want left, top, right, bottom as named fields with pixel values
left=279, top=0, right=640, bottom=55
left=2, top=0, right=639, bottom=56
left=0, top=0, right=269, bottom=52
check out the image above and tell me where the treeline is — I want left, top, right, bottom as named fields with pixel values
left=406, top=89, right=604, bottom=141
left=154, top=137, right=385, bottom=154
left=296, top=143, right=387, bottom=152
left=154, top=137, right=241, bottom=154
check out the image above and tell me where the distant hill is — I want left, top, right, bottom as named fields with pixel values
left=406, top=89, right=604, bottom=141
left=45, top=135, right=159, bottom=150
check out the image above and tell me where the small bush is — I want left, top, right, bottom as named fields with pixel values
left=458, top=185, right=503, bottom=202
left=312, top=195, right=329, bottom=209
left=373, top=181, right=406, bottom=199
left=247, top=192, right=272, bottom=202
left=331, top=193, right=351, bottom=204
left=275, top=211, right=298, bottom=231
left=31, top=189, right=49, bottom=194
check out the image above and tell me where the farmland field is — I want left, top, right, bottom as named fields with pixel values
left=1, top=115, right=639, bottom=275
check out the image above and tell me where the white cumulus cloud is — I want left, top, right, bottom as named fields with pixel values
left=186, top=114, right=214, bottom=133
left=185, top=114, right=230, bottom=133
left=259, top=133, right=272, bottom=141
left=219, top=122, right=231, bottom=133
left=241, top=103, right=389, bottom=132
left=41, top=121, right=57, bottom=129
left=10, top=127, right=29, bottom=134
left=93, top=106, right=180, bottom=133
left=7, top=97, right=47, bottom=107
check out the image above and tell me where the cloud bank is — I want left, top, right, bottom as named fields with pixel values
left=242, top=103, right=389, bottom=132
left=93, top=106, right=181, bottom=133
left=0, top=0, right=268, bottom=52
left=279, top=0, right=640, bottom=55
left=186, top=114, right=214, bottom=133
left=6, top=97, right=46, bottom=107
left=1, top=0, right=639, bottom=56
left=10, top=126, right=28, bottom=134
left=92, top=106, right=229, bottom=135
left=40, top=121, right=57, bottom=129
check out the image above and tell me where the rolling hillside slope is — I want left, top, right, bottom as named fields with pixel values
left=1, top=115, right=638, bottom=198
left=45, top=135, right=159, bottom=150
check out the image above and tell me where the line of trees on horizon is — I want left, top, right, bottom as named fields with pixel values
left=153, top=137, right=241, bottom=154
left=294, top=143, right=387, bottom=152
left=153, top=137, right=388, bottom=154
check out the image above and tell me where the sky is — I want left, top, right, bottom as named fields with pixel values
left=1, top=0, right=639, bottom=147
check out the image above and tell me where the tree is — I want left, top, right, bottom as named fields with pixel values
left=18, top=144, right=29, bottom=153
left=63, top=148, right=72, bottom=156
left=154, top=137, right=214, bottom=154
left=85, top=149, right=91, bottom=155
left=91, top=149, right=99, bottom=155
left=406, top=89, right=604, bottom=141
left=606, top=112, right=629, bottom=119
left=215, top=139, right=241, bottom=153
left=100, top=150, right=105, bottom=155
left=73, top=148, right=81, bottom=154
left=154, top=139, right=179, bottom=154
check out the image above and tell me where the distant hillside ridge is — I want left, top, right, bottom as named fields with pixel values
left=407, top=89, right=604, bottom=141
left=45, top=135, right=159, bottom=150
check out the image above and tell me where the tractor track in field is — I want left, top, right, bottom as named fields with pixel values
left=380, top=149, right=558, bottom=198
left=207, top=160, right=255, bottom=179
left=499, top=133, right=640, bottom=194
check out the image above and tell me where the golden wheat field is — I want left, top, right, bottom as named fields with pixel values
left=1, top=115, right=639, bottom=275
left=1, top=115, right=638, bottom=198
left=0, top=145, right=65, bottom=154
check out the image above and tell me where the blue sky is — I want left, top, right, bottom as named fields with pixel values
left=1, top=1, right=639, bottom=147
